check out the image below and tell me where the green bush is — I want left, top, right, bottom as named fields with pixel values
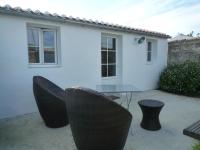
left=159, top=61, right=200, bottom=96
left=193, top=142, right=200, bottom=150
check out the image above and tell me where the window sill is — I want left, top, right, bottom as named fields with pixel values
left=146, top=61, right=153, bottom=65
left=28, top=64, right=61, bottom=68
left=102, top=76, right=117, bottom=80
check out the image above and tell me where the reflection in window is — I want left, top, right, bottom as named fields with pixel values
left=101, top=51, right=107, bottom=64
left=147, top=42, right=152, bottom=62
left=27, top=27, right=57, bottom=64
left=43, top=31, right=55, bottom=47
left=108, top=65, right=116, bottom=76
left=108, top=51, right=116, bottom=63
left=107, top=37, right=116, bottom=50
left=101, top=37, right=107, bottom=50
left=101, top=65, right=107, bottom=77
left=43, top=31, right=55, bottom=63
left=28, top=28, right=39, bottom=63
left=101, top=36, right=116, bottom=77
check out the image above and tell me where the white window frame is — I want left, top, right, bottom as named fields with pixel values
left=27, top=24, right=60, bottom=67
left=42, top=29, right=57, bottom=64
left=101, top=35, right=117, bottom=78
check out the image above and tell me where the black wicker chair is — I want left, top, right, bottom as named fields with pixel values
left=65, top=87, right=132, bottom=150
left=33, top=76, right=68, bottom=128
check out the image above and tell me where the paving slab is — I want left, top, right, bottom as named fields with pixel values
left=0, top=90, right=199, bottom=150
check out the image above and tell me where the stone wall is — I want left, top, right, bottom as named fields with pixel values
left=168, top=38, right=200, bottom=64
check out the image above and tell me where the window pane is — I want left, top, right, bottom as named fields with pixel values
left=28, top=47, right=39, bottom=63
left=102, top=65, right=107, bottom=77
left=108, top=37, right=116, bottom=50
left=28, top=28, right=39, bottom=47
left=101, top=36, right=117, bottom=77
left=147, top=51, right=151, bottom=62
left=101, top=51, right=107, bottom=64
left=44, top=48, right=55, bottom=63
left=101, top=36, right=107, bottom=49
left=148, top=42, right=152, bottom=51
left=108, top=51, right=116, bottom=63
left=108, top=65, right=116, bottom=76
left=43, top=31, right=55, bottom=47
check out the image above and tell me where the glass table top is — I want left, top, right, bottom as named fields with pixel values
left=96, top=84, right=140, bottom=93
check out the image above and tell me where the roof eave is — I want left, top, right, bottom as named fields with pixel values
left=0, top=7, right=171, bottom=39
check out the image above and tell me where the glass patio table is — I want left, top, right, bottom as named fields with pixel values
left=96, top=84, right=139, bottom=110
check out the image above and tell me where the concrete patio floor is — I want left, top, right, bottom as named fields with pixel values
left=0, top=90, right=199, bottom=150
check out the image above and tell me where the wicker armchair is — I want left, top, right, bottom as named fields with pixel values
left=65, top=87, right=132, bottom=150
left=33, top=76, right=68, bottom=128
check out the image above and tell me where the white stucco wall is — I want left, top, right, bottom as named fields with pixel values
left=122, top=35, right=168, bottom=90
left=0, top=14, right=168, bottom=119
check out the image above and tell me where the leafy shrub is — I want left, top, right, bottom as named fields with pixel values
left=159, top=61, right=200, bottom=96
left=193, top=142, right=200, bottom=150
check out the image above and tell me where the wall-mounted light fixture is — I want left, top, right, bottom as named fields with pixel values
left=135, top=36, right=145, bottom=44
